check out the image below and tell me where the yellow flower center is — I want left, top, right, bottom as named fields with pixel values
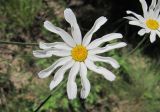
left=146, top=19, right=159, bottom=30
left=71, top=45, right=88, bottom=62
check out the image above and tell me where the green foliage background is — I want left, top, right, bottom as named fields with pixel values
left=0, top=0, right=160, bottom=112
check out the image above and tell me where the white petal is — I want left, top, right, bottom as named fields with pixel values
left=138, top=29, right=146, bottom=36
left=149, top=31, right=156, bottom=43
left=33, top=48, right=71, bottom=58
left=50, top=60, right=75, bottom=90
left=39, top=41, right=72, bottom=50
left=44, top=21, right=76, bottom=47
left=148, top=9, right=155, bottom=18
left=124, top=16, right=139, bottom=21
left=51, top=49, right=71, bottom=57
left=149, top=0, right=157, bottom=10
left=80, top=62, right=90, bottom=99
left=155, top=0, right=160, bottom=11
left=33, top=49, right=54, bottom=58
left=85, top=59, right=116, bottom=81
left=156, top=30, right=160, bottom=37
left=129, top=21, right=145, bottom=28
left=82, top=17, right=107, bottom=46
left=88, top=55, right=120, bottom=69
left=126, top=10, right=145, bottom=21
left=151, top=0, right=160, bottom=18
left=67, top=62, right=80, bottom=99
left=158, top=16, right=160, bottom=21
left=89, top=42, right=127, bottom=55
left=139, top=0, right=148, bottom=17
left=155, top=9, right=160, bottom=18
left=64, top=8, right=82, bottom=44
left=38, top=56, right=72, bottom=78
left=87, top=33, right=123, bottom=50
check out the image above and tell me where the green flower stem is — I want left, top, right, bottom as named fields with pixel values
left=127, top=34, right=148, bottom=56
left=0, top=41, right=38, bottom=46
left=34, top=79, right=67, bottom=112
left=34, top=94, right=52, bottom=112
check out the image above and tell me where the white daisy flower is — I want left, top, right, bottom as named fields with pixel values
left=33, top=8, right=126, bottom=99
left=125, top=0, right=160, bottom=43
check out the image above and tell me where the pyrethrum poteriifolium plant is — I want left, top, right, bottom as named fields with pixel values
left=33, top=8, right=127, bottom=99
left=125, top=0, right=160, bottom=43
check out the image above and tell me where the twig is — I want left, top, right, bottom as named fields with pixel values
left=0, top=41, right=38, bottom=46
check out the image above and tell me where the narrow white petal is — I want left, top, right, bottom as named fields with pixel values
left=126, top=10, right=145, bottom=21
left=39, top=41, right=72, bottom=50
left=155, top=9, right=160, bottom=18
left=138, top=29, right=146, bottom=36
left=50, top=60, right=75, bottom=90
left=156, top=30, right=160, bottom=37
left=155, top=0, right=160, bottom=17
left=33, top=49, right=54, bottom=58
left=85, top=59, right=116, bottom=81
left=155, top=0, right=160, bottom=11
left=129, top=21, right=145, bottom=28
left=82, top=17, right=107, bottom=46
left=158, top=16, right=160, bottom=21
left=89, top=42, right=127, bottom=55
left=51, top=49, right=71, bottom=57
left=80, top=62, right=90, bottom=99
left=33, top=48, right=71, bottom=58
left=139, top=0, right=148, bottom=17
left=87, top=33, right=123, bottom=50
left=149, top=31, right=156, bottom=43
left=44, top=21, right=76, bottom=47
left=88, top=55, right=120, bottom=69
left=38, top=57, right=72, bottom=78
left=149, top=0, right=157, bottom=10
left=67, top=62, right=80, bottom=99
left=64, top=8, right=82, bottom=44
left=124, top=16, right=139, bottom=21
left=148, top=9, right=155, bottom=18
